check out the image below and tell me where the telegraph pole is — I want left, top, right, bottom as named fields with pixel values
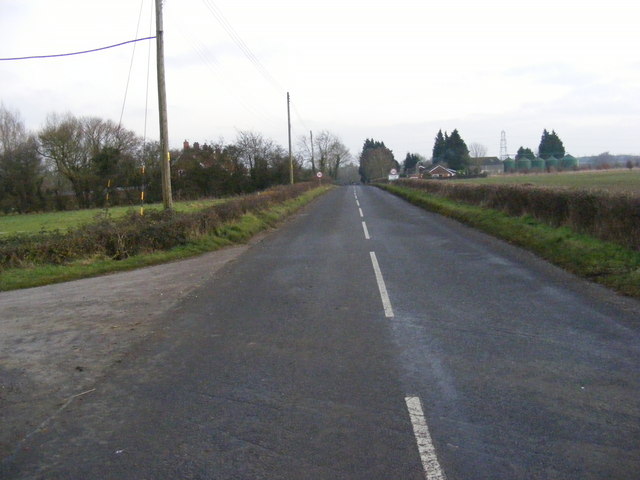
left=155, top=0, right=173, bottom=209
left=287, top=92, right=293, bottom=184
left=310, top=130, right=315, bottom=174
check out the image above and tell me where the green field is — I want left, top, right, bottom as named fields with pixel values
left=0, top=199, right=224, bottom=236
left=456, top=169, right=640, bottom=194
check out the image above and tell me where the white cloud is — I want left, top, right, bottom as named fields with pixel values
left=1, top=0, right=638, bottom=157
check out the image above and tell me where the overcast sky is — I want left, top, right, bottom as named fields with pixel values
left=1, top=0, right=639, bottom=160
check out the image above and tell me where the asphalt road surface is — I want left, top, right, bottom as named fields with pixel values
left=3, top=185, right=640, bottom=479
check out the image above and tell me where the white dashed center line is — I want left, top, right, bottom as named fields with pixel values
left=405, top=396, right=446, bottom=479
left=362, top=221, right=370, bottom=240
left=369, top=251, right=394, bottom=318
left=354, top=188, right=445, bottom=479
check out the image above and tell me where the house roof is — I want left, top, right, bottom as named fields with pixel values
left=428, top=165, right=456, bottom=175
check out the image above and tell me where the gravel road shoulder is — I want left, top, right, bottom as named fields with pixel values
left=0, top=242, right=253, bottom=459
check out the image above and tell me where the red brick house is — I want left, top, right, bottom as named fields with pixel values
left=428, top=165, right=457, bottom=178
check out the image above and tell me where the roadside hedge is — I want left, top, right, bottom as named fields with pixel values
left=393, top=179, right=640, bottom=251
left=0, top=183, right=315, bottom=270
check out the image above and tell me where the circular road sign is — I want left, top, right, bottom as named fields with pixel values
left=316, top=171, right=323, bottom=178
left=390, top=168, right=397, bottom=175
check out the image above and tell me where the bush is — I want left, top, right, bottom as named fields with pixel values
left=394, top=179, right=640, bottom=250
left=0, top=183, right=316, bottom=270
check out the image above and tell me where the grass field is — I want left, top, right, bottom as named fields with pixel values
left=0, top=198, right=224, bottom=236
left=456, top=169, right=640, bottom=194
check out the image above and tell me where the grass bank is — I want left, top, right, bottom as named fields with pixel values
left=392, top=178, right=640, bottom=251
left=0, top=185, right=331, bottom=291
left=380, top=183, right=640, bottom=298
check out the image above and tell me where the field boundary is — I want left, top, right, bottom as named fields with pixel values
left=390, top=178, right=640, bottom=251
left=0, top=184, right=332, bottom=291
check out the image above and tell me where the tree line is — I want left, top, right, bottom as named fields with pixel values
left=430, top=128, right=569, bottom=171
left=515, top=130, right=565, bottom=160
left=356, top=130, right=472, bottom=182
left=357, top=127, right=573, bottom=181
left=0, top=105, right=352, bottom=213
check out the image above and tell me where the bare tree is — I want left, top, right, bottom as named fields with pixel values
left=0, top=103, right=27, bottom=155
left=83, top=117, right=138, bottom=157
left=235, top=130, right=276, bottom=172
left=468, top=142, right=488, bottom=173
left=0, top=105, right=45, bottom=212
left=38, top=113, right=141, bottom=207
left=38, top=113, right=88, bottom=205
left=313, top=131, right=351, bottom=179
left=295, top=133, right=315, bottom=173
left=313, top=131, right=333, bottom=174
left=468, top=142, right=487, bottom=159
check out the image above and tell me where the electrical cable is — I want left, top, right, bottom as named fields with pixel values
left=199, top=0, right=285, bottom=93
left=0, top=37, right=156, bottom=61
left=174, top=18, right=282, bottom=125
left=196, top=0, right=313, bottom=135
left=119, top=0, right=148, bottom=128
left=291, top=103, right=309, bottom=131
left=143, top=0, right=154, bottom=145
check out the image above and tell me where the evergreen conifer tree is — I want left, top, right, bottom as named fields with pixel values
left=403, top=152, right=421, bottom=173
left=358, top=138, right=396, bottom=183
left=538, top=129, right=565, bottom=159
left=442, top=129, right=470, bottom=171
left=516, top=146, right=535, bottom=160
left=432, top=130, right=446, bottom=164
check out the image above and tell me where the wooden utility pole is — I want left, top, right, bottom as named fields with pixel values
left=310, top=130, right=315, bottom=174
left=155, top=0, right=173, bottom=209
left=287, top=92, right=293, bottom=184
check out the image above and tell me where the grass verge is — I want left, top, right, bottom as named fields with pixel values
left=380, top=183, right=640, bottom=298
left=0, top=186, right=331, bottom=291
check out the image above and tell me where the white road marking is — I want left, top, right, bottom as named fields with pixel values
left=405, top=396, right=446, bottom=480
left=369, top=252, right=394, bottom=318
left=356, top=199, right=360, bottom=207
left=359, top=208, right=364, bottom=218
left=362, top=221, right=370, bottom=240
left=6, top=388, right=96, bottom=461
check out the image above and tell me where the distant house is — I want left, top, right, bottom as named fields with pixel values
left=474, top=157, right=504, bottom=175
left=428, top=165, right=456, bottom=178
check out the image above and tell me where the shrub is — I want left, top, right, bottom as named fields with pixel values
left=0, top=183, right=316, bottom=270
left=394, top=179, right=640, bottom=250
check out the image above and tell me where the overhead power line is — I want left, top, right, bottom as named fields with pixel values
left=0, top=37, right=156, bottom=61
left=175, top=24, right=282, bottom=124
left=198, top=0, right=311, bottom=131
left=119, top=0, right=150, bottom=128
left=200, top=0, right=284, bottom=93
